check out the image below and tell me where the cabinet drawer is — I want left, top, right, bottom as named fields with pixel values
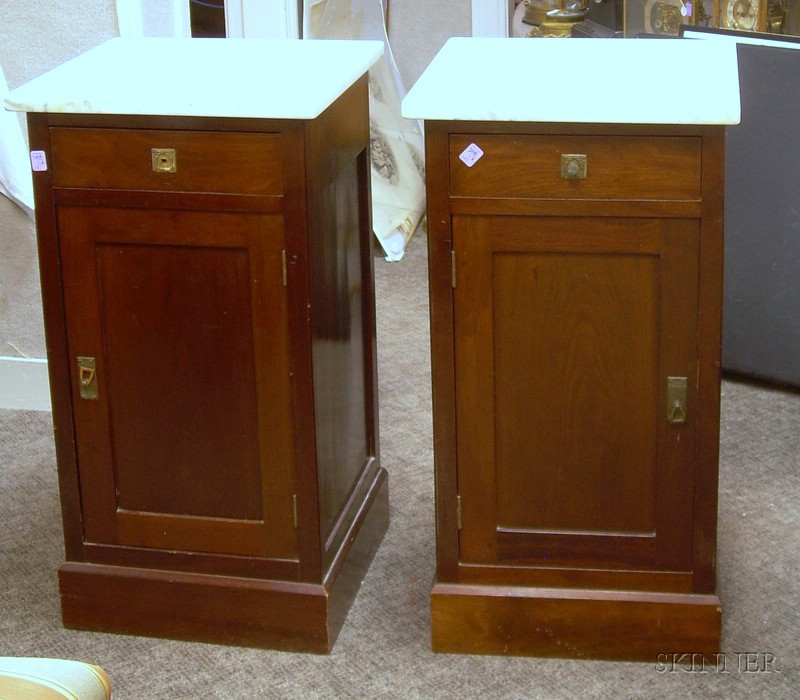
left=449, top=134, right=701, bottom=201
left=50, top=128, right=283, bottom=195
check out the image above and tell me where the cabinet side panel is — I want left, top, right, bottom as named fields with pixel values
left=425, top=122, right=461, bottom=581
left=303, top=78, right=377, bottom=551
left=693, top=127, right=725, bottom=592
left=310, top=157, right=371, bottom=538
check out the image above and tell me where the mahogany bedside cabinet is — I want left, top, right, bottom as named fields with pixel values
left=403, top=38, right=740, bottom=660
left=5, top=37, right=388, bottom=653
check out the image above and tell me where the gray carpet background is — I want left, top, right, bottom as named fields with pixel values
left=1, top=232, right=798, bottom=699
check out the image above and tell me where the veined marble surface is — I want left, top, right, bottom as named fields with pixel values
left=4, top=38, right=384, bottom=120
left=402, top=38, right=741, bottom=125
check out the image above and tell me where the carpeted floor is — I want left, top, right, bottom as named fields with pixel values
left=1, top=231, right=798, bottom=699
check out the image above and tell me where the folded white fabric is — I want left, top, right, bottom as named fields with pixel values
left=0, top=657, right=111, bottom=700
left=0, top=64, right=35, bottom=217
left=305, top=0, right=425, bottom=261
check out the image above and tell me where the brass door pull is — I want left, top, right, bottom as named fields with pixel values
left=77, top=357, right=98, bottom=400
left=666, top=376, right=687, bottom=424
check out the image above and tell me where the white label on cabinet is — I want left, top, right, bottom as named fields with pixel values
left=459, top=143, right=484, bottom=168
left=30, top=150, right=48, bottom=172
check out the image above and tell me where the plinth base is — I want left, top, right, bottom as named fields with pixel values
left=431, top=582, right=721, bottom=661
left=59, top=470, right=388, bottom=653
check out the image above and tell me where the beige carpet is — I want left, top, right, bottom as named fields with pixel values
left=1, top=232, right=798, bottom=699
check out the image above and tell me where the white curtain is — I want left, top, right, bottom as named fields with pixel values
left=0, top=66, right=34, bottom=217
left=305, top=0, right=425, bottom=261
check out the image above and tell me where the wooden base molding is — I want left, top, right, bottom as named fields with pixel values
left=431, top=583, right=722, bottom=661
left=60, top=470, right=388, bottom=653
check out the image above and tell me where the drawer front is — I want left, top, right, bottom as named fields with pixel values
left=50, top=128, right=283, bottom=195
left=449, top=134, right=701, bottom=201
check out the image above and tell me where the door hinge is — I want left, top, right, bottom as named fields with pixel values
left=451, top=249, right=456, bottom=289
left=292, top=494, right=298, bottom=528
left=456, top=494, right=462, bottom=530
left=281, top=249, right=288, bottom=287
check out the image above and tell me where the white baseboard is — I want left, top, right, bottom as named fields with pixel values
left=0, top=356, right=51, bottom=411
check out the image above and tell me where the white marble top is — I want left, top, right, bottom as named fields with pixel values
left=4, top=38, right=384, bottom=120
left=402, top=38, right=741, bottom=125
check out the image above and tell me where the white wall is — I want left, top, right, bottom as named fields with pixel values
left=0, top=2, right=119, bottom=409
left=388, top=0, right=472, bottom=88
left=0, top=1, right=119, bottom=89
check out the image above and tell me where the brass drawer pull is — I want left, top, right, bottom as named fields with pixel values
left=561, top=154, right=587, bottom=180
left=151, top=148, right=177, bottom=173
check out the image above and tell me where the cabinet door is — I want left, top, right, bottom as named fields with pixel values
left=58, top=206, right=297, bottom=560
left=453, top=215, right=699, bottom=572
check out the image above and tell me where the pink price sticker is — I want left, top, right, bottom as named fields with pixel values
left=459, top=143, right=484, bottom=168
left=30, top=150, right=47, bottom=172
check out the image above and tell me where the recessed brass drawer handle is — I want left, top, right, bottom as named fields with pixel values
left=666, top=376, right=687, bottom=424
left=77, top=356, right=98, bottom=400
left=151, top=148, right=177, bottom=173
left=561, top=154, right=587, bottom=180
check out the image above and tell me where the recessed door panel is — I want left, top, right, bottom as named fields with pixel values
left=98, top=242, right=262, bottom=520
left=58, top=207, right=297, bottom=559
left=493, top=252, right=658, bottom=536
left=453, top=215, right=699, bottom=571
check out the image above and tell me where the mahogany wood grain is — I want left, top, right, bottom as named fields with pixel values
left=424, top=121, right=461, bottom=582
left=425, top=119, right=725, bottom=659
left=27, top=113, right=84, bottom=562
left=50, top=128, right=283, bottom=194
left=693, top=127, right=726, bottom=593
left=453, top=215, right=699, bottom=571
left=303, top=77, right=381, bottom=575
left=83, top=541, right=300, bottom=581
left=59, top=562, right=331, bottom=652
left=457, top=562, right=694, bottom=593
left=52, top=187, right=283, bottom=213
left=309, top=160, right=370, bottom=539
left=326, top=467, right=389, bottom=642
left=431, top=583, right=722, bottom=660
left=449, top=197, right=703, bottom=218
left=57, top=206, right=296, bottom=559
left=449, top=134, right=702, bottom=201
left=28, top=76, right=386, bottom=652
left=279, top=118, right=322, bottom=583
left=58, top=469, right=388, bottom=653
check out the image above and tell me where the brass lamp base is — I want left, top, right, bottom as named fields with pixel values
left=527, top=8, right=588, bottom=37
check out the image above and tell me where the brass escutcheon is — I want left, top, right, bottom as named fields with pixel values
left=151, top=148, right=177, bottom=173
left=561, top=154, right=587, bottom=180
